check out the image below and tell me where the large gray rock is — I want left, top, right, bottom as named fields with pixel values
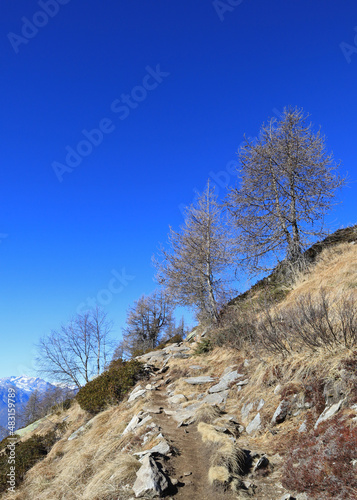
left=246, top=413, right=261, bottom=435
left=208, top=370, right=243, bottom=393
left=203, top=390, right=229, bottom=405
left=272, top=399, right=290, bottom=425
left=314, top=399, right=344, bottom=429
left=134, top=437, right=171, bottom=458
left=168, top=394, right=187, bottom=405
left=133, top=454, right=169, bottom=498
left=128, top=389, right=147, bottom=403
left=123, top=413, right=152, bottom=435
left=184, top=376, right=215, bottom=385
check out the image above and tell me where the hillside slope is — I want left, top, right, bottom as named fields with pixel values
left=1, top=229, right=357, bottom=499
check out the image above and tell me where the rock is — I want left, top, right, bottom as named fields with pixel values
left=314, top=399, right=344, bottom=429
left=168, top=394, right=187, bottom=405
left=189, top=365, right=203, bottom=370
left=296, top=494, right=309, bottom=500
left=236, top=379, right=249, bottom=386
left=253, top=456, right=269, bottom=472
left=274, top=384, right=282, bottom=395
left=257, top=399, right=265, bottom=411
left=208, top=370, right=243, bottom=393
left=123, top=413, right=152, bottom=435
left=67, top=416, right=96, bottom=441
left=272, top=400, right=290, bottom=425
left=145, top=384, right=155, bottom=390
left=143, top=406, right=162, bottom=414
left=279, top=495, right=296, bottom=500
left=173, top=353, right=189, bottom=359
left=246, top=413, right=261, bottom=435
left=133, top=455, right=169, bottom=498
left=203, top=390, right=229, bottom=405
left=183, top=376, right=215, bottom=385
left=134, top=438, right=171, bottom=458
left=163, top=344, right=190, bottom=354
left=243, top=359, right=250, bottom=367
left=323, top=379, right=347, bottom=405
left=241, top=402, right=254, bottom=422
left=128, top=389, right=147, bottom=403
left=298, top=421, right=307, bottom=433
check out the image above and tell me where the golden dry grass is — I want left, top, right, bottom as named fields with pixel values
left=194, top=404, right=222, bottom=424
left=1, top=397, right=151, bottom=500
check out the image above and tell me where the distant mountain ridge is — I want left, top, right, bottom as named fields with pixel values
left=0, top=376, right=69, bottom=439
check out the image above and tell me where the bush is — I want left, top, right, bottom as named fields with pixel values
left=193, top=338, right=212, bottom=355
left=257, top=288, right=357, bottom=354
left=76, top=359, right=145, bottom=414
left=0, top=428, right=62, bottom=494
left=212, top=308, right=257, bottom=350
left=282, top=414, right=357, bottom=499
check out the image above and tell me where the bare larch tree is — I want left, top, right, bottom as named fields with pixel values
left=117, top=290, right=174, bottom=358
left=154, top=181, right=235, bottom=323
left=226, top=107, right=344, bottom=273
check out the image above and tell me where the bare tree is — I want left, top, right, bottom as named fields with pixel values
left=36, top=309, right=113, bottom=388
left=227, top=107, right=345, bottom=273
left=154, top=181, right=235, bottom=323
left=117, top=290, right=174, bottom=358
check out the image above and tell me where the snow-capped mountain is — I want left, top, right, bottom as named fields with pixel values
left=0, top=376, right=73, bottom=439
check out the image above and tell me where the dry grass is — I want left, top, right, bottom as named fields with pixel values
left=208, top=465, right=229, bottom=484
left=289, top=242, right=357, bottom=300
left=194, top=404, right=222, bottom=424
left=1, top=397, right=150, bottom=500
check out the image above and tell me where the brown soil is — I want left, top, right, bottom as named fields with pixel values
left=149, top=382, right=238, bottom=500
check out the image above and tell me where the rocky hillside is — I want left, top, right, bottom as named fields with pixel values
left=1, top=229, right=357, bottom=499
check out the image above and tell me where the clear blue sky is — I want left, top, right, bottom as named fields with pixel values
left=0, top=0, right=356, bottom=378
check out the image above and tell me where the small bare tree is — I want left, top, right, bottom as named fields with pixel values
left=154, top=181, right=235, bottom=323
left=227, top=107, right=345, bottom=273
left=36, top=308, right=113, bottom=388
left=117, top=290, right=174, bottom=358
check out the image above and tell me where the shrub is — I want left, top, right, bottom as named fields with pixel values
left=212, top=307, right=257, bottom=350
left=0, top=428, right=62, bottom=494
left=257, top=288, right=357, bottom=354
left=193, top=338, right=212, bottom=355
left=282, top=414, right=357, bottom=499
left=76, top=359, right=145, bottom=414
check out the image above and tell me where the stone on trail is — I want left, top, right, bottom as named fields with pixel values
left=208, top=370, right=243, bottom=393
left=203, top=390, right=229, bottom=405
left=134, top=438, right=171, bottom=458
left=133, top=454, right=169, bottom=498
left=168, top=394, right=187, bottom=404
left=128, top=389, right=147, bottom=403
left=183, top=376, right=215, bottom=385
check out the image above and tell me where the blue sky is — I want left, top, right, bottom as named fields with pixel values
left=0, top=0, right=356, bottom=378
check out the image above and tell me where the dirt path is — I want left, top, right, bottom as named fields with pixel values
left=149, top=384, right=238, bottom=500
